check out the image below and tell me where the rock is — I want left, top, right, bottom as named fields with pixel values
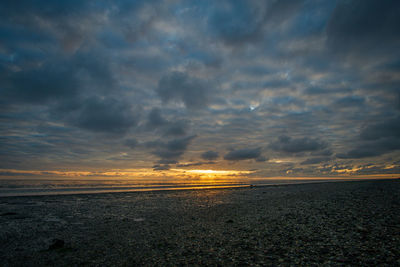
left=48, top=239, right=65, bottom=250
left=356, top=225, right=368, bottom=233
left=318, top=246, right=330, bottom=255
left=226, top=219, right=234, bottom=223
left=1, top=212, right=17, bottom=216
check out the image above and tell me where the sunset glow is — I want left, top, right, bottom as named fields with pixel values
left=183, top=169, right=253, bottom=175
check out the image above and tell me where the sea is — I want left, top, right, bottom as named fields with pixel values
left=0, top=177, right=375, bottom=197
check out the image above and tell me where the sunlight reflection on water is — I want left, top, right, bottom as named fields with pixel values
left=0, top=177, right=382, bottom=197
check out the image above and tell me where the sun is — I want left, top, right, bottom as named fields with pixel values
left=186, top=169, right=234, bottom=174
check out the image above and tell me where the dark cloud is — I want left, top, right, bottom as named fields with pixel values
left=224, top=147, right=262, bottom=161
left=270, top=135, right=327, bottom=153
left=311, top=149, right=333, bottom=157
left=262, top=0, right=306, bottom=29
left=327, top=0, right=400, bottom=57
left=201, top=150, right=219, bottom=160
left=209, top=0, right=305, bottom=46
left=165, top=136, right=196, bottom=155
left=163, top=121, right=187, bottom=137
left=360, top=117, right=400, bottom=141
left=124, top=138, right=138, bottom=149
left=337, top=117, right=400, bottom=159
left=351, top=164, right=400, bottom=175
left=72, top=97, right=138, bottom=134
left=208, top=1, right=265, bottom=45
left=145, top=108, right=188, bottom=136
left=150, top=135, right=196, bottom=166
left=338, top=138, right=400, bottom=159
left=336, top=146, right=383, bottom=159
left=333, top=96, right=365, bottom=108
left=0, top=48, right=123, bottom=134
left=304, top=86, right=350, bottom=95
left=157, top=159, right=178, bottom=165
left=0, top=0, right=92, bottom=21
left=176, top=161, right=215, bottom=168
left=146, top=108, right=167, bottom=129
left=0, top=0, right=102, bottom=53
left=152, top=164, right=171, bottom=171
left=157, top=71, right=211, bottom=109
left=301, top=157, right=331, bottom=165
left=255, top=156, right=268, bottom=162
left=1, top=61, right=79, bottom=104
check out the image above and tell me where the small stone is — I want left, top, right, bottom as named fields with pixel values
left=1, top=212, right=17, bottom=216
left=48, top=239, right=65, bottom=250
left=356, top=225, right=368, bottom=233
left=319, top=246, right=330, bottom=255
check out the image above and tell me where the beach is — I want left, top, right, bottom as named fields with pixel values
left=1, top=179, right=399, bottom=266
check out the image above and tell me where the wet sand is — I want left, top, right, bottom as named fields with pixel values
left=1, top=179, right=399, bottom=266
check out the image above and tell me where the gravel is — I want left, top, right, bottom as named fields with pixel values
left=0, top=179, right=399, bottom=266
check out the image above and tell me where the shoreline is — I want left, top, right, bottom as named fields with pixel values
left=1, top=177, right=397, bottom=198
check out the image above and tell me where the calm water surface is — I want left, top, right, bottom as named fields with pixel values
left=0, top=177, right=367, bottom=197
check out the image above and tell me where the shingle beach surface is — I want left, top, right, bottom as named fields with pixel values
left=1, top=180, right=399, bottom=266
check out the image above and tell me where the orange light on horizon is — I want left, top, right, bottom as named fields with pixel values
left=186, top=169, right=251, bottom=175
left=172, top=169, right=254, bottom=176
left=0, top=168, right=255, bottom=181
left=1, top=168, right=398, bottom=181
left=165, top=169, right=256, bottom=181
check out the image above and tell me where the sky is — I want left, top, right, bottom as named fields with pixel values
left=0, top=0, right=400, bottom=181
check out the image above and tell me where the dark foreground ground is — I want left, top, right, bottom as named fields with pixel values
left=0, top=180, right=399, bottom=266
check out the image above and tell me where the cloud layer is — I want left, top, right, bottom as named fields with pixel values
left=0, top=0, right=399, bottom=177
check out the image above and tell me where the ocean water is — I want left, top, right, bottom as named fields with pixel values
left=0, top=177, right=367, bottom=197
